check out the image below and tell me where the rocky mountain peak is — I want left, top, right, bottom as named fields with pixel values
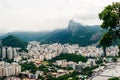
left=67, top=20, right=84, bottom=32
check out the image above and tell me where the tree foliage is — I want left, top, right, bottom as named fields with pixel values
left=20, top=62, right=37, bottom=74
left=81, top=65, right=99, bottom=76
left=108, top=77, right=119, bottom=80
left=99, top=2, right=120, bottom=56
left=2, top=35, right=28, bottom=48
left=49, top=53, right=87, bottom=63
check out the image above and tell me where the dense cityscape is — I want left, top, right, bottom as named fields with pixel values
left=0, top=0, right=119, bottom=80
left=0, top=41, right=119, bottom=80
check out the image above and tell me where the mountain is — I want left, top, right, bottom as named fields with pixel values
left=43, top=20, right=105, bottom=46
left=1, top=35, right=28, bottom=48
left=0, top=31, right=50, bottom=41
left=0, top=20, right=105, bottom=46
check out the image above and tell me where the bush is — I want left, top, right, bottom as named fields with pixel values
left=48, top=53, right=87, bottom=63
left=108, top=77, right=119, bottom=80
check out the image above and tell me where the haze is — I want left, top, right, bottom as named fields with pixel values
left=0, top=0, right=119, bottom=34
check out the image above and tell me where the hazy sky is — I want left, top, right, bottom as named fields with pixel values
left=0, top=0, right=119, bottom=33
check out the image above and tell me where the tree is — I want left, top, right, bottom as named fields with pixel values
left=99, top=2, right=120, bottom=56
left=108, top=77, right=119, bottom=80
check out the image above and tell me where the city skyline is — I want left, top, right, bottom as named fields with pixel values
left=0, top=0, right=119, bottom=34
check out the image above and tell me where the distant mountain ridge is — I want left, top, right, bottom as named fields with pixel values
left=0, top=20, right=105, bottom=47
left=0, top=31, right=50, bottom=41
left=43, top=20, right=105, bottom=46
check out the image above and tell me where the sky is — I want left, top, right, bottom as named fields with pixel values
left=0, top=0, right=119, bottom=33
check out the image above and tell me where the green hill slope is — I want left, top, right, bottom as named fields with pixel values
left=44, top=20, right=105, bottom=46
left=1, top=35, right=28, bottom=48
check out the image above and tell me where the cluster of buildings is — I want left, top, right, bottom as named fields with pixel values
left=0, top=41, right=119, bottom=79
left=0, top=61, right=21, bottom=77
left=62, top=44, right=119, bottom=57
left=4, top=77, right=21, bottom=80
left=21, top=41, right=119, bottom=63
left=0, top=42, right=118, bottom=64
left=50, top=70, right=73, bottom=78
left=24, top=42, right=62, bottom=62
left=55, top=59, right=96, bottom=71
left=0, top=47, right=18, bottom=60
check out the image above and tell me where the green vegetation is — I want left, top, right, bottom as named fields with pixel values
left=99, top=2, right=120, bottom=56
left=18, top=48, right=28, bottom=53
left=0, top=59, right=14, bottom=63
left=20, top=62, right=37, bottom=74
left=81, top=65, right=99, bottom=76
left=95, top=58, right=103, bottom=64
left=20, top=62, right=80, bottom=80
left=108, top=77, right=119, bottom=80
left=20, top=62, right=55, bottom=74
left=1, top=20, right=105, bottom=47
left=43, top=71, right=80, bottom=80
left=44, top=20, right=105, bottom=46
left=0, top=76, right=7, bottom=80
left=9, top=31, right=50, bottom=41
left=56, top=71, right=80, bottom=80
left=112, top=57, right=117, bottom=62
left=49, top=53, right=87, bottom=63
left=3, top=59, right=14, bottom=63
left=2, top=35, right=28, bottom=48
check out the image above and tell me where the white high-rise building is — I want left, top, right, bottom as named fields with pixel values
left=13, top=48, right=17, bottom=57
left=0, top=61, right=21, bottom=77
left=2, top=47, right=6, bottom=59
left=39, top=55, right=44, bottom=61
left=12, top=62, right=21, bottom=75
left=7, top=47, right=13, bottom=60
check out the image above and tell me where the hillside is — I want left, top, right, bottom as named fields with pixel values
left=1, top=35, right=28, bottom=48
left=43, top=20, right=105, bottom=46
left=0, top=20, right=105, bottom=46
left=0, top=31, right=50, bottom=41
